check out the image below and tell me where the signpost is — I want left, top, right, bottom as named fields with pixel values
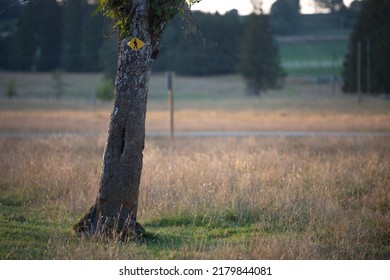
left=357, top=41, right=362, bottom=103
left=166, top=72, right=174, bottom=138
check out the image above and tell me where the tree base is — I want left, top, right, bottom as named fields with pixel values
left=73, top=206, right=145, bottom=240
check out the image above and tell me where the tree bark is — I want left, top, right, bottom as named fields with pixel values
left=74, top=1, right=157, bottom=237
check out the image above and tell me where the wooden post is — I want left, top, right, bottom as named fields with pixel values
left=357, top=41, right=362, bottom=103
left=366, top=38, right=371, bottom=94
left=166, top=71, right=174, bottom=138
left=332, top=52, right=336, bottom=95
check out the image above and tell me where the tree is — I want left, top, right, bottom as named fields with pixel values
left=74, top=0, right=200, bottom=237
left=9, top=0, right=62, bottom=71
left=98, top=31, right=118, bottom=81
left=36, top=0, right=62, bottom=71
left=342, top=0, right=390, bottom=94
left=61, top=1, right=83, bottom=71
left=314, top=0, right=345, bottom=13
left=238, top=5, right=284, bottom=96
left=349, top=0, right=364, bottom=13
left=154, top=11, right=244, bottom=76
left=0, top=0, right=23, bottom=69
left=10, top=1, right=40, bottom=71
left=270, top=0, right=300, bottom=35
left=162, top=11, right=243, bottom=76
left=81, top=5, right=105, bottom=72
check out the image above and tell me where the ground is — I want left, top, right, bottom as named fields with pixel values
left=0, top=73, right=389, bottom=259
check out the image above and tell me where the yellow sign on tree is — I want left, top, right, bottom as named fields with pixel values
left=127, top=38, right=145, bottom=51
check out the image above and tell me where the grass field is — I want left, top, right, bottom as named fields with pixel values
left=0, top=73, right=389, bottom=259
left=279, top=40, right=347, bottom=76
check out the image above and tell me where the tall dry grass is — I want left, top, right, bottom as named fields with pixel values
left=1, top=136, right=388, bottom=259
left=0, top=137, right=102, bottom=213
left=1, top=105, right=390, bottom=133
left=140, top=137, right=389, bottom=259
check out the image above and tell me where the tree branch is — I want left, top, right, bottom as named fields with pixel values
left=0, top=0, right=27, bottom=16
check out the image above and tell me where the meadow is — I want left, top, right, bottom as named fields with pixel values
left=0, top=73, right=389, bottom=259
left=279, top=39, right=347, bottom=76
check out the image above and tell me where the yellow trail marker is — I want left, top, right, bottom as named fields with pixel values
left=127, top=38, right=145, bottom=51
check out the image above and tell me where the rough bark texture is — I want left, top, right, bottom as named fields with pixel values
left=74, top=0, right=161, bottom=237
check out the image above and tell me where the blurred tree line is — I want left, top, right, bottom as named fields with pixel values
left=0, top=0, right=116, bottom=76
left=153, top=10, right=243, bottom=76
left=342, top=0, right=390, bottom=94
left=0, top=1, right=246, bottom=77
left=0, top=0, right=362, bottom=79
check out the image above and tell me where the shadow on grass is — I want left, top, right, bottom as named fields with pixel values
left=138, top=211, right=261, bottom=254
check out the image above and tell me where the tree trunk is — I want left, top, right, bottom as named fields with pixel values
left=245, top=79, right=262, bottom=97
left=74, top=1, right=158, bottom=237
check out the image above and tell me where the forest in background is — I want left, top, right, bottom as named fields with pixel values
left=0, top=0, right=359, bottom=79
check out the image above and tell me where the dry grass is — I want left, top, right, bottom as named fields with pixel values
left=0, top=72, right=102, bottom=99
left=1, top=136, right=389, bottom=259
left=1, top=74, right=389, bottom=259
left=140, top=137, right=390, bottom=259
left=1, top=73, right=390, bottom=134
left=149, top=109, right=390, bottom=132
left=1, top=99, right=390, bottom=133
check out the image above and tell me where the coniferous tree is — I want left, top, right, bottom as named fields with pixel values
left=81, top=5, right=105, bottom=72
left=10, top=0, right=62, bottom=71
left=342, top=0, right=390, bottom=94
left=98, top=32, right=118, bottom=80
left=61, top=1, right=83, bottom=71
left=314, top=0, right=345, bottom=13
left=204, top=10, right=243, bottom=75
left=0, top=38, right=6, bottom=69
left=238, top=12, right=284, bottom=96
left=155, top=11, right=243, bottom=76
left=0, top=0, right=23, bottom=69
left=10, top=1, right=40, bottom=71
left=270, top=0, right=300, bottom=35
left=36, top=0, right=62, bottom=71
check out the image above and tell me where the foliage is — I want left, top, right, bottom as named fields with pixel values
left=154, top=11, right=243, bottom=76
left=9, top=0, right=40, bottom=71
left=99, top=33, right=118, bottom=81
left=8, top=0, right=62, bottom=71
left=96, top=0, right=198, bottom=39
left=342, top=0, right=390, bottom=94
left=37, top=0, right=62, bottom=71
left=270, top=0, right=300, bottom=35
left=349, top=0, right=364, bottom=13
left=1, top=0, right=361, bottom=78
left=96, top=0, right=133, bottom=39
left=314, top=0, right=345, bottom=13
left=96, top=76, right=115, bottom=100
left=81, top=4, right=106, bottom=72
left=238, top=13, right=285, bottom=96
left=4, top=1, right=108, bottom=72
left=61, top=1, right=84, bottom=72
left=0, top=0, right=23, bottom=19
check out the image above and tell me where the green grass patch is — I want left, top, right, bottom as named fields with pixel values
left=0, top=192, right=275, bottom=259
left=137, top=212, right=262, bottom=259
left=0, top=195, right=52, bottom=259
left=279, top=40, right=347, bottom=76
left=0, top=185, right=75, bottom=259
